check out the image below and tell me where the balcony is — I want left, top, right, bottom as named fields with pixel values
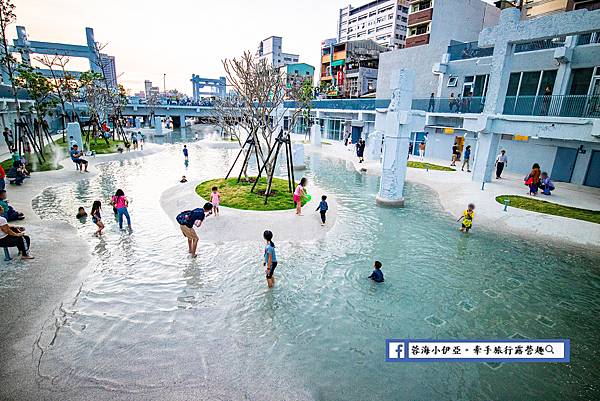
left=407, top=8, right=433, bottom=26
left=322, top=54, right=331, bottom=63
left=503, top=95, right=600, bottom=118
left=514, top=38, right=564, bottom=53
left=447, top=41, right=494, bottom=61
left=412, top=96, right=486, bottom=114
left=405, top=33, right=429, bottom=48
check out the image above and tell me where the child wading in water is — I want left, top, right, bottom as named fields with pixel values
left=263, top=230, right=278, bottom=288
left=211, top=186, right=221, bottom=215
left=293, top=177, right=307, bottom=216
left=315, top=195, right=328, bottom=226
left=368, top=261, right=384, bottom=283
left=91, top=200, right=104, bottom=236
left=457, top=203, right=475, bottom=232
left=76, top=207, right=87, bottom=219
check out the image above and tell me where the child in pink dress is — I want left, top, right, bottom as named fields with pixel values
left=211, top=186, right=221, bottom=215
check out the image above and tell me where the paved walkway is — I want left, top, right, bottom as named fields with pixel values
left=303, top=136, right=600, bottom=249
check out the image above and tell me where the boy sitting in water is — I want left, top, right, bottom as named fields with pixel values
left=368, top=261, right=384, bottom=283
left=457, top=203, right=475, bottom=232
left=76, top=207, right=87, bottom=219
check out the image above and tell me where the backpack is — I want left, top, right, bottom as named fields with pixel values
left=176, top=208, right=203, bottom=226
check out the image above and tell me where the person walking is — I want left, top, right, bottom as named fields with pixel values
left=450, top=142, right=459, bottom=166
left=418, top=141, right=426, bottom=161
left=183, top=145, right=189, bottom=162
left=461, top=145, right=472, bottom=172
left=111, top=189, right=132, bottom=230
left=356, top=138, right=366, bottom=163
left=176, top=203, right=213, bottom=258
left=3, top=127, right=14, bottom=152
left=263, top=230, right=278, bottom=288
left=315, top=195, right=329, bottom=226
left=428, top=93, right=436, bottom=112
left=448, top=93, right=456, bottom=112
left=495, top=150, right=508, bottom=179
left=293, top=177, right=307, bottom=216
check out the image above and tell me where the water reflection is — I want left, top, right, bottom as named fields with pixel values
left=25, top=142, right=600, bottom=401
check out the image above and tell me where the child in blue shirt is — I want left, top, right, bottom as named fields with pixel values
left=368, top=261, right=384, bottom=283
left=315, top=195, right=329, bottom=226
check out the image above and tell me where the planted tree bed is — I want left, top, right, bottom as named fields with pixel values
left=196, top=177, right=308, bottom=211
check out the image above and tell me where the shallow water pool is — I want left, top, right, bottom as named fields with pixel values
left=29, top=142, right=600, bottom=400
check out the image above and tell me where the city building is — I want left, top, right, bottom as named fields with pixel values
left=100, top=54, right=117, bottom=88
left=320, top=39, right=387, bottom=98
left=405, top=0, right=499, bottom=48
left=495, top=0, right=600, bottom=18
left=256, top=36, right=299, bottom=68
left=144, top=80, right=160, bottom=98
left=337, top=0, right=410, bottom=49
left=284, top=63, right=315, bottom=89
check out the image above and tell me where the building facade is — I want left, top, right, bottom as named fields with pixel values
left=405, top=0, right=500, bottom=48
left=257, top=36, right=299, bottom=68
left=338, top=0, right=410, bottom=49
left=100, top=54, right=117, bottom=88
left=285, top=63, right=315, bottom=89
left=320, top=39, right=387, bottom=98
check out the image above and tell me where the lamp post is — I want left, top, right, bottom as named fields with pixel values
left=163, top=73, right=166, bottom=96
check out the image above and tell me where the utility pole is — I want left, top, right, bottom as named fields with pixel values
left=163, top=73, right=166, bottom=96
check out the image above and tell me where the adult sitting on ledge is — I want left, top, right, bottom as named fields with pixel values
left=0, top=190, right=24, bottom=221
left=0, top=205, right=33, bottom=260
left=70, top=144, right=89, bottom=173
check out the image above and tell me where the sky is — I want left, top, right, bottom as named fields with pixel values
left=11, top=0, right=354, bottom=96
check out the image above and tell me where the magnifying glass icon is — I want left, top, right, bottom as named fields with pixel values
left=545, top=345, right=554, bottom=354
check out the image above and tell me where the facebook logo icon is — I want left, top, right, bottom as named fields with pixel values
left=387, top=341, right=405, bottom=361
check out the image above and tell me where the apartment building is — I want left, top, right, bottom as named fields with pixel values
left=338, top=0, right=410, bottom=49
left=496, top=0, right=600, bottom=18
left=256, top=36, right=299, bottom=69
left=405, top=0, right=499, bottom=48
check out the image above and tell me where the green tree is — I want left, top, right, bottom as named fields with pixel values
left=15, top=65, right=58, bottom=147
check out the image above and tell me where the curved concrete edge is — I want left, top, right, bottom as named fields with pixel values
left=159, top=177, right=337, bottom=242
left=0, top=144, right=168, bottom=396
left=375, top=195, right=405, bottom=207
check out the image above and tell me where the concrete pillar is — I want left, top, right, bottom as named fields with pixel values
left=552, top=36, right=576, bottom=96
left=85, top=27, right=102, bottom=73
left=310, top=124, right=322, bottom=146
left=16, top=26, right=31, bottom=66
left=376, top=69, right=415, bottom=208
left=482, top=8, right=520, bottom=115
left=154, top=117, right=163, bottom=135
left=472, top=132, right=501, bottom=183
left=67, top=122, right=83, bottom=149
left=135, top=117, right=141, bottom=128
left=292, top=143, right=305, bottom=170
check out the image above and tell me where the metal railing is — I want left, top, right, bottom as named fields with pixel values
left=412, top=96, right=486, bottom=113
left=284, top=98, right=391, bottom=111
left=514, top=38, right=565, bottom=53
left=503, top=95, right=600, bottom=118
left=447, top=41, right=494, bottom=61
left=577, top=31, right=600, bottom=46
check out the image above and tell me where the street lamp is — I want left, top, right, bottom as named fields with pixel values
left=163, top=73, right=166, bottom=95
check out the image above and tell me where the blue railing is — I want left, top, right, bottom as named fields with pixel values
left=447, top=41, right=494, bottom=61
left=284, top=99, right=390, bottom=110
left=412, top=96, right=486, bottom=113
left=503, top=95, right=600, bottom=118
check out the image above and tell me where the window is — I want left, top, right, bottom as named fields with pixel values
left=408, top=23, right=429, bottom=36
left=506, top=70, right=558, bottom=97
left=568, top=68, right=594, bottom=95
left=447, top=76, right=458, bottom=87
